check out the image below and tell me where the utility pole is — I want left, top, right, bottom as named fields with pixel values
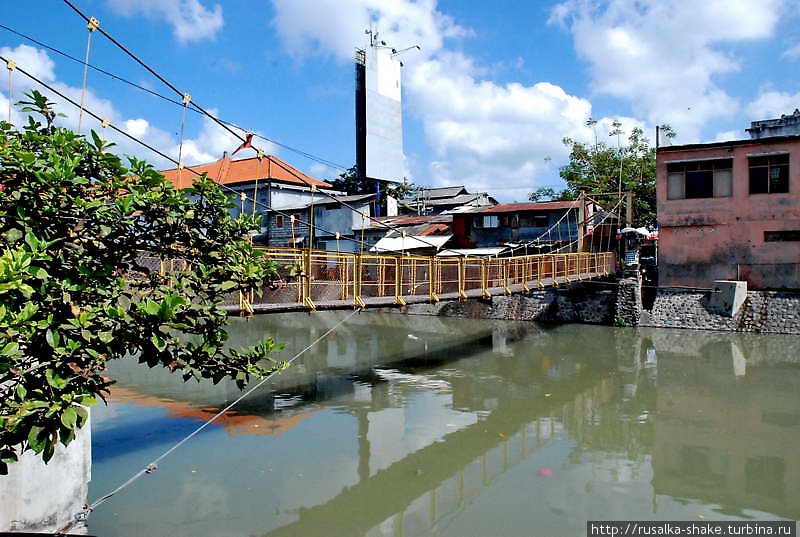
left=625, top=191, right=634, bottom=228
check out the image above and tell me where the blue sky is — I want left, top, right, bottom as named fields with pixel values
left=2, top=0, right=799, bottom=201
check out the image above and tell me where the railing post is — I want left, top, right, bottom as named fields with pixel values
left=302, top=248, right=316, bottom=312
left=394, top=257, right=406, bottom=306
left=428, top=257, right=439, bottom=303
left=481, top=259, right=490, bottom=298
left=522, top=256, right=530, bottom=292
left=354, top=253, right=365, bottom=309
left=503, top=258, right=511, bottom=296
left=340, top=254, right=349, bottom=300
left=410, top=258, right=417, bottom=296
left=537, top=255, right=544, bottom=289
left=458, top=257, right=467, bottom=300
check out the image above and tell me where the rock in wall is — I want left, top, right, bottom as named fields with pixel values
left=403, top=282, right=618, bottom=325
left=641, top=289, right=800, bottom=335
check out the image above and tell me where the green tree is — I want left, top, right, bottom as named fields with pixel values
left=551, top=121, right=666, bottom=227
left=0, top=91, right=285, bottom=473
left=329, top=165, right=416, bottom=199
left=527, top=186, right=575, bottom=202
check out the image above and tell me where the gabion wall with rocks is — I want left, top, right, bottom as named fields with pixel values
left=402, top=282, right=618, bottom=325
left=641, top=289, right=800, bottom=335
left=614, top=276, right=642, bottom=327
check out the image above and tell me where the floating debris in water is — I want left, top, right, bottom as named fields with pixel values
left=538, top=467, right=553, bottom=477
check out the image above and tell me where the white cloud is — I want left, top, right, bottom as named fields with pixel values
left=270, top=0, right=642, bottom=200
left=106, top=0, right=223, bottom=43
left=714, top=130, right=741, bottom=142
left=272, top=0, right=468, bottom=63
left=746, top=90, right=800, bottom=120
left=551, top=0, right=785, bottom=142
left=1, top=44, right=268, bottom=172
left=784, top=43, right=800, bottom=60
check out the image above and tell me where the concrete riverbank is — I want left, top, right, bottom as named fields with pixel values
left=395, top=278, right=800, bottom=335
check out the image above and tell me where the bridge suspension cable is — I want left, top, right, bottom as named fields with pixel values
left=56, top=308, right=361, bottom=535
left=57, top=0, right=499, bottom=259
left=0, top=22, right=350, bottom=173
left=6, top=9, right=623, bottom=262
left=0, top=54, right=405, bottom=260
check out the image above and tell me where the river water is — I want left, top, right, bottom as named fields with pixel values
left=85, top=312, right=799, bottom=537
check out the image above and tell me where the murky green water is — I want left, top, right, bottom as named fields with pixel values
left=87, top=312, right=800, bottom=537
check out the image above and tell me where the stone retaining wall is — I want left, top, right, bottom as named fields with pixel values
left=641, top=288, right=800, bottom=335
left=402, top=282, right=618, bottom=325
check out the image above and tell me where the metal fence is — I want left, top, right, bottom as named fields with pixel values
left=137, top=249, right=615, bottom=313
left=228, top=248, right=617, bottom=313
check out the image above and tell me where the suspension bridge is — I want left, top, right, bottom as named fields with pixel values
left=228, top=249, right=614, bottom=314
left=0, top=4, right=626, bottom=533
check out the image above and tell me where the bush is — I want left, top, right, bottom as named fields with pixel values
left=0, top=91, right=283, bottom=472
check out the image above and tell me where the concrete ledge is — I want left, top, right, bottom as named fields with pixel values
left=708, top=280, right=747, bottom=317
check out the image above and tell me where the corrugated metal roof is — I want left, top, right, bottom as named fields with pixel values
left=370, top=234, right=452, bottom=253
left=421, top=186, right=467, bottom=199
left=436, top=247, right=508, bottom=257
left=356, top=214, right=453, bottom=230
left=480, top=201, right=579, bottom=213
left=161, top=155, right=332, bottom=191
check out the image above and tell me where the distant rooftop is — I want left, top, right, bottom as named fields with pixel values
left=747, top=109, right=800, bottom=139
left=479, top=201, right=580, bottom=213
left=161, top=154, right=332, bottom=191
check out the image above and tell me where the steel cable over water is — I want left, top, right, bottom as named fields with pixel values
left=6, top=13, right=626, bottom=261
left=57, top=0, right=501, bottom=260
left=0, top=23, right=349, bottom=172
left=56, top=308, right=361, bottom=535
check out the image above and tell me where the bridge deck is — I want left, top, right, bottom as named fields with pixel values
left=211, top=249, right=616, bottom=315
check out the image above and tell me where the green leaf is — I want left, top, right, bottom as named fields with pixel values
left=98, top=331, right=114, bottom=343
left=60, top=406, right=78, bottom=429
left=75, top=406, right=89, bottom=428
left=46, top=329, right=60, bottom=349
left=220, top=281, right=237, bottom=291
left=27, top=426, right=47, bottom=453
left=142, top=299, right=160, bottom=316
left=42, top=438, right=56, bottom=463
left=151, top=333, right=167, bottom=352
left=1, top=342, right=20, bottom=358
left=77, top=395, right=97, bottom=407
left=45, top=369, right=69, bottom=389
left=26, top=266, right=50, bottom=280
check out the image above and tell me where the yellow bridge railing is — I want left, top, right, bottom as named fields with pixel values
left=221, top=248, right=618, bottom=313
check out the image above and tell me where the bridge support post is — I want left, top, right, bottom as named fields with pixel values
left=428, top=258, right=439, bottom=303
left=302, top=249, right=316, bottom=312
left=480, top=259, right=491, bottom=299
left=502, top=259, right=511, bottom=296
left=394, top=257, right=406, bottom=306
left=354, top=254, right=366, bottom=310
left=458, top=258, right=467, bottom=300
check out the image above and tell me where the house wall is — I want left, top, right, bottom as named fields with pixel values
left=314, top=201, right=371, bottom=240
left=459, top=210, right=577, bottom=248
left=657, top=140, right=800, bottom=289
left=264, top=209, right=310, bottom=247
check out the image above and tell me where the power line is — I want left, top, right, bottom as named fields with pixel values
left=0, top=22, right=349, bottom=173
left=57, top=308, right=360, bottom=535
left=58, top=0, right=483, bottom=259
left=0, top=54, right=382, bottom=255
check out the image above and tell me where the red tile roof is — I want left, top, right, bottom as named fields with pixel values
left=418, top=223, right=451, bottom=236
left=479, top=201, right=579, bottom=213
left=161, top=155, right=332, bottom=190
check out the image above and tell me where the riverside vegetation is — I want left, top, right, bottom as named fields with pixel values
left=0, top=91, right=285, bottom=473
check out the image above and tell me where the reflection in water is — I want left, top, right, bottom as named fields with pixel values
left=80, top=313, right=800, bottom=537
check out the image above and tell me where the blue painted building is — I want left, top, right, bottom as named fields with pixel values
left=452, top=201, right=584, bottom=252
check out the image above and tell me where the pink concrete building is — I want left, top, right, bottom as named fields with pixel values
left=657, top=117, right=800, bottom=290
